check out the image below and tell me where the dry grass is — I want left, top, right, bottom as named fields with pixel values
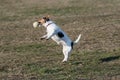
left=0, top=0, right=120, bottom=80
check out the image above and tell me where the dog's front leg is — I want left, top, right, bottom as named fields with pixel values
left=41, top=35, right=47, bottom=40
left=41, top=32, right=54, bottom=40
left=45, top=29, right=55, bottom=40
left=41, top=28, right=55, bottom=40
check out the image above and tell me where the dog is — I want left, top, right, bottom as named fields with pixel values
left=33, top=16, right=81, bottom=62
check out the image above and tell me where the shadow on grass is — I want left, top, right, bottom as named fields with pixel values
left=100, top=56, right=120, bottom=62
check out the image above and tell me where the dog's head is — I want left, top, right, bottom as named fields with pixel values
left=38, top=16, right=50, bottom=24
left=33, top=16, right=50, bottom=28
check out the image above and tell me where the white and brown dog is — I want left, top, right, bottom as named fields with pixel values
left=33, top=16, right=81, bottom=62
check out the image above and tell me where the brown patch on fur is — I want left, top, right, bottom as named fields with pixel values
left=38, top=16, right=50, bottom=24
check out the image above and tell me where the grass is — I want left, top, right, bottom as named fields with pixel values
left=0, top=0, right=120, bottom=80
left=0, top=43, right=120, bottom=79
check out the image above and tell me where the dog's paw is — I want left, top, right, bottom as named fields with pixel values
left=40, top=37, right=45, bottom=40
left=62, top=60, right=67, bottom=62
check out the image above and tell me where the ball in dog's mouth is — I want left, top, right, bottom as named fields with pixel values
left=33, top=21, right=40, bottom=28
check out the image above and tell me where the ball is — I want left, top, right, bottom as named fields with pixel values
left=33, top=21, right=39, bottom=28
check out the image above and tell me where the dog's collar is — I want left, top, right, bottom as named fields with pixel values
left=46, top=23, right=53, bottom=28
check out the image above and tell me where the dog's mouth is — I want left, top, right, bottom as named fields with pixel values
left=38, top=22, right=42, bottom=27
left=38, top=22, right=41, bottom=25
left=33, top=21, right=42, bottom=28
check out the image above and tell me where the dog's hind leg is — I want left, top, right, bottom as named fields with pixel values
left=62, top=46, right=72, bottom=62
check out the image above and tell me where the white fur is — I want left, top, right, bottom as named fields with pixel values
left=41, top=21, right=81, bottom=62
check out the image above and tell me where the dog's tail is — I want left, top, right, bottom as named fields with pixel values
left=73, top=34, right=81, bottom=44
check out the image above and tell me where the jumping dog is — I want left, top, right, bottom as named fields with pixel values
left=33, top=16, right=81, bottom=62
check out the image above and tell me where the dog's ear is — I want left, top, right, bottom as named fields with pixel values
left=47, top=15, right=50, bottom=18
left=43, top=15, right=50, bottom=21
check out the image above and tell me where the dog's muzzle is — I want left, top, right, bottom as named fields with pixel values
left=33, top=21, right=42, bottom=28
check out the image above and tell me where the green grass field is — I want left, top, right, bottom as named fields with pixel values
left=0, top=0, right=120, bottom=80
